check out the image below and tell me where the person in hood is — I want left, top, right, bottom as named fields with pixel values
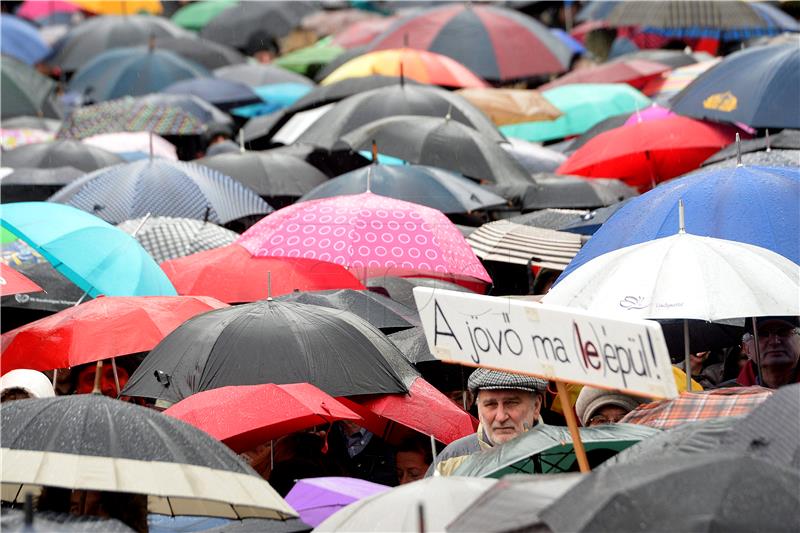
left=575, top=386, right=645, bottom=427
left=0, top=369, right=54, bottom=402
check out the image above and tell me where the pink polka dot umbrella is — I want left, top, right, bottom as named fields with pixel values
left=237, top=192, right=492, bottom=290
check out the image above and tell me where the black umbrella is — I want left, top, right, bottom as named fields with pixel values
left=121, top=300, right=410, bottom=403
left=0, top=166, right=84, bottom=203
left=610, top=49, right=702, bottom=69
left=0, top=257, right=89, bottom=314
left=275, top=289, right=420, bottom=332
left=501, top=138, right=567, bottom=175
left=154, top=36, right=246, bottom=70
left=295, top=84, right=504, bottom=150
left=116, top=216, right=239, bottom=263
left=559, top=199, right=631, bottom=235
left=564, top=113, right=630, bottom=153
left=366, top=276, right=474, bottom=310
left=702, top=129, right=800, bottom=164
left=339, top=115, right=533, bottom=185
left=536, top=453, right=800, bottom=532
left=260, top=143, right=371, bottom=178
left=514, top=174, right=637, bottom=211
left=387, top=326, right=436, bottom=364
left=196, top=150, right=328, bottom=206
left=2, top=140, right=124, bottom=173
left=1, top=116, right=61, bottom=132
left=312, top=45, right=367, bottom=83
left=702, top=149, right=800, bottom=170
left=0, top=395, right=296, bottom=519
left=1, top=57, right=61, bottom=120
left=214, top=63, right=314, bottom=88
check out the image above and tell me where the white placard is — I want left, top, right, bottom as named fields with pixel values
left=414, top=288, right=678, bottom=399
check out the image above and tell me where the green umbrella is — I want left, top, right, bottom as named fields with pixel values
left=0, top=57, right=61, bottom=120
left=171, top=0, right=238, bottom=31
left=500, top=83, right=650, bottom=143
left=0, top=227, right=19, bottom=244
left=452, top=423, right=660, bottom=478
left=275, top=37, right=346, bottom=75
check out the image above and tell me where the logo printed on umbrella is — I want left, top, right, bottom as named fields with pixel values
left=703, top=91, right=738, bottom=112
left=619, top=296, right=647, bottom=310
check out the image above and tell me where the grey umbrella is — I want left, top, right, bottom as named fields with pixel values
left=702, top=129, right=800, bottom=165
left=501, top=138, right=567, bottom=174
left=2, top=140, right=123, bottom=173
left=214, top=63, right=314, bottom=88
left=508, top=208, right=590, bottom=231
left=488, top=174, right=637, bottom=211
left=1, top=58, right=62, bottom=120
left=0, top=166, right=84, bottom=203
left=366, top=276, right=474, bottom=310
left=154, top=36, right=245, bottom=70
left=387, top=326, right=436, bottom=364
left=702, top=149, right=800, bottom=169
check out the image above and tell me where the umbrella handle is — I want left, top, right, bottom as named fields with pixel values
left=92, top=360, right=103, bottom=395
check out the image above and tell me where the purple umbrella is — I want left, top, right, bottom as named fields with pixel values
left=284, top=477, right=390, bottom=527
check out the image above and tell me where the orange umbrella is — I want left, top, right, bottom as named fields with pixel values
left=73, top=0, right=162, bottom=15
left=456, top=88, right=562, bottom=126
left=321, top=48, right=488, bottom=89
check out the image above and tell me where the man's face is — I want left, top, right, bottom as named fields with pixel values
left=477, top=389, right=542, bottom=445
left=396, top=451, right=429, bottom=485
left=757, top=321, right=800, bottom=369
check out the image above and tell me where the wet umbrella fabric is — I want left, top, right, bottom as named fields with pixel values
left=0, top=166, right=84, bottom=203
left=540, top=59, right=669, bottom=91
left=117, top=216, right=238, bottom=263
left=366, top=276, right=474, bottom=311
left=2, top=140, right=123, bottom=173
left=1, top=508, right=135, bottom=532
left=0, top=14, right=50, bottom=65
left=703, top=129, right=800, bottom=165
left=491, top=174, right=636, bottom=211
left=0, top=263, right=42, bottom=297
left=284, top=477, right=390, bottom=528
left=0, top=58, right=62, bottom=120
left=136, top=93, right=233, bottom=130
left=214, top=63, right=314, bottom=88
left=153, top=36, right=245, bottom=70
left=1, top=116, right=61, bottom=133
left=49, top=159, right=273, bottom=225
left=467, top=221, right=585, bottom=270
left=163, top=78, right=261, bottom=111
left=701, top=149, right=800, bottom=170
left=121, top=300, right=409, bottom=402
left=456, top=88, right=562, bottom=127
left=171, top=0, right=237, bottom=31
left=501, top=139, right=567, bottom=174
left=83, top=132, right=178, bottom=161
left=0, top=257, right=88, bottom=313
left=0, top=395, right=297, bottom=519
left=387, top=326, right=436, bottom=364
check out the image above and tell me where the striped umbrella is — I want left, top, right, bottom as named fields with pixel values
left=117, top=216, right=239, bottom=263
left=642, top=58, right=721, bottom=101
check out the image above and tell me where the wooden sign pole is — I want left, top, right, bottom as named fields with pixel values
left=555, top=380, right=591, bottom=473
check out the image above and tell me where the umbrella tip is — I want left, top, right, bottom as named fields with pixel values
left=445, top=104, right=452, bottom=121
left=678, top=198, right=686, bottom=234
left=765, top=129, right=771, bottom=152
left=735, top=133, right=743, bottom=167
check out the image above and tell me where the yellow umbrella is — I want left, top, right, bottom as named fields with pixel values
left=73, top=0, right=163, bottom=15
left=456, top=88, right=563, bottom=126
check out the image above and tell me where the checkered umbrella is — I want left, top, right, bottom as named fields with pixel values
left=117, top=216, right=239, bottom=263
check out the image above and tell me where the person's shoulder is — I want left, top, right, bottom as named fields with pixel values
left=438, top=433, right=481, bottom=460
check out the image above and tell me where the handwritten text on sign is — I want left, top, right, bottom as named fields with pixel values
left=413, top=288, right=678, bottom=399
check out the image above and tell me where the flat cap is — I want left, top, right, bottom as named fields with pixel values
left=468, top=368, right=548, bottom=396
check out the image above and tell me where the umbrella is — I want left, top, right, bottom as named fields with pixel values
left=49, top=159, right=273, bottom=225
left=302, top=8, right=382, bottom=37
left=196, top=151, right=328, bottom=204
left=161, top=243, right=364, bottom=303
left=702, top=149, right=800, bottom=170
left=703, top=129, right=800, bottom=165
left=500, top=84, right=650, bottom=143
left=83, top=132, right=178, bottom=161
left=0, top=253, right=89, bottom=315
left=620, top=387, right=774, bottom=431
left=1, top=395, right=297, bottom=519
left=17, top=0, right=79, bottom=21
left=642, top=58, right=720, bottom=102
left=214, top=63, right=314, bottom=88
left=366, top=276, right=474, bottom=310
left=120, top=300, right=410, bottom=402
left=236, top=191, right=492, bottom=288
left=0, top=14, right=50, bottom=65
left=314, top=477, right=496, bottom=532
left=455, top=88, right=562, bottom=127
left=559, top=200, right=631, bottom=235
left=46, top=15, right=190, bottom=72
left=613, top=48, right=703, bottom=69
left=536, top=453, right=800, bottom=533
left=273, top=37, right=346, bottom=76
left=501, top=139, right=567, bottom=174
left=332, top=16, right=397, bottom=49
left=68, top=47, right=210, bottom=103
left=284, top=477, right=390, bottom=528
left=540, top=59, right=670, bottom=91
left=298, top=164, right=506, bottom=214
left=1, top=295, right=228, bottom=374
left=491, top=173, right=636, bottom=211
left=136, top=93, right=233, bottom=130
left=563, top=113, right=629, bottom=153
left=387, top=326, right=436, bottom=364
left=0, top=128, right=54, bottom=151
left=558, top=165, right=800, bottom=279
left=164, top=383, right=363, bottom=453
left=153, top=36, right=245, bottom=70
left=275, top=289, right=419, bottom=332
left=557, top=115, right=744, bottom=190
left=369, top=4, right=571, bottom=82
left=452, top=424, right=658, bottom=478
left=339, top=116, right=532, bottom=185
left=320, top=48, right=487, bottom=89
left=117, top=216, right=238, bottom=263
left=162, top=77, right=260, bottom=112
left=0, top=263, right=42, bottom=297
left=1, top=508, right=136, bottom=532
left=670, top=43, right=799, bottom=129
left=466, top=221, right=585, bottom=270
left=1, top=116, right=61, bottom=132
left=171, top=0, right=237, bottom=31
left=2, top=140, right=123, bottom=173
left=0, top=202, right=176, bottom=298
left=0, top=57, right=61, bottom=120
left=73, top=0, right=163, bottom=15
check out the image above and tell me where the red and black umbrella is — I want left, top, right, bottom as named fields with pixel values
left=0, top=263, right=42, bottom=298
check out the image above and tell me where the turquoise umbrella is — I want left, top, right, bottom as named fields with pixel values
left=501, top=83, right=651, bottom=142
left=0, top=202, right=176, bottom=297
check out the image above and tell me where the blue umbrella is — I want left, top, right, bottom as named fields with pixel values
left=68, top=46, right=210, bottom=102
left=0, top=202, right=176, bottom=297
left=670, top=43, right=799, bottom=129
left=49, top=159, right=273, bottom=225
left=163, top=77, right=260, bottom=111
left=0, top=14, right=50, bottom=65
left=557, top=165, right=800, bottom=283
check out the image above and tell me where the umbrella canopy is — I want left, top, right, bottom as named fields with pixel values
left=340, top=116, right=531, bottom=185
left=500, top=84, right=651, bottom=143
left=670, top=43, right=799, bottom=129
left=1, top=395, right=297, bottom=519
left=641, top=58, right=720, bottom=101
left=299, top=164, right=506, bottom=214
left=387, top=326, right=435, bottom=364
left=540, top=59, right=670, bottom=91
left=83, top=132, right=178, bottom=161
left=120, top=300, right=410, bottom=402
left=73, top=0, right=163, bottom=15
left=0, top=252, right=89, bottom=314
left=366, top=276, right=474, bottom=311
left=558, top=115, right=744, bottom=190
left=68, top=47, right=210, bottom=102
left=703, top=129, right=800, bottom=165
left=2, top=140, right=123, bottom=173
left=164, top=383, right=363, bottom=453
left=273, top=37, right=346, bottom=76
left=0, top=202, right=176, bottom=298
left=153, top=36, right=245, bottom=70
left=0, top=57, right=61, bottom=120
left=2, top=116, right=61, bottom=133
left=502, top=139, right=567, bottom=174
left=321, top=48, right=487, bottom=89
left=47, top=15, right=190, bottom=72
left=491, top=173, right=636, bottom=211
left=1, top=128, right=55, bottom=151
left=314, top=477, right=496, bottom=532
left=160, top=243, right=365, bottom=303
left=117, top=216, right=238, bottom=263
left=613, top=49, right=703, bottom=69
left=0, top=14, right=50, bottom=65
left=49, top=159, right=273, bottom=225
left=536, top=453, right=800, bottom=533
left=559, top=200, right=630, bottom=235
left=558, top=165, right=800, bottom=279
left=17, top=0, right=79, bottom=21
left=455, top=88, right=562, bottom=127
left=214, top=63, right=314, bottom=88
left=171, top=0, right=237, bottom=31
left=332, top=16, right=397, bottom=49
left=467, top=221, right=585, bottom=270
left=0, top=263, right=42, bottom=297
left=453, top=424, right=658, bottom=478
left=236, top=191, right=492, bottom=287
left=163, top=77, right=260, bottom=111
left=284, top=477, right=390, bottom=528
left=136, top=92, right=233, bottom=130
left=1, top=295, right=227, bottom=374
left=369, top=4, right=571, bottom=82
left=702, top=149, right=800, bottom=170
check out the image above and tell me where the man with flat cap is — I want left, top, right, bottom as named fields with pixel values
left=738, top=316, right=800, bottom=389
left=428, top=368, right=548, bottom=476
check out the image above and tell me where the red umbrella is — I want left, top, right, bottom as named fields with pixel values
left=160, top=243, right=365, bottom=303
left=539, top=59, right=671, bottom=91
left=0, top=263, right=43, bottom=297
left=332, top=16, right=398, bottom=49
left=557, top=115, right=746, bottom=190
left=339, top=377, right=478, bottom=445
left=164, top=383, right=363, bottom=453
left=0, top=295, right=228, bottom=374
